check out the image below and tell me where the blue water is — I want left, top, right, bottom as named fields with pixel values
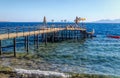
left=0, top=22, right=120, bottom=76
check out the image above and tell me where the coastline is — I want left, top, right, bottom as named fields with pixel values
left=0, top=53, right=120, bottom=78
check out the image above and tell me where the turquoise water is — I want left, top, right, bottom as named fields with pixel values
left=37, top=38, right=120, bottom=76
left=0, top=23, right=120, bottom=77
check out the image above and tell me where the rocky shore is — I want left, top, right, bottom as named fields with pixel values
left=0, top=53, right=117, bottom=78
left=0, top=53, right=68, bottom=78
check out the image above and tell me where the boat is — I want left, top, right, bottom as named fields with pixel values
left=107, top=35, right=120, bottom=39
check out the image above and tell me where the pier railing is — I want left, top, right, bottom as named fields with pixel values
left=0, top=25, right=87, bottom=40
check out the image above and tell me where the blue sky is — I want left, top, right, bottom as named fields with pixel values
left=0, top=0, right=120, bottom=22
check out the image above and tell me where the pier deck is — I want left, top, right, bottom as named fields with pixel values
left=0, top=27, right=86, bottom=40
left=0, top=26, right=93, bottom=57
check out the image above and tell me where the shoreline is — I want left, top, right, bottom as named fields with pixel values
left=0, top=53, right=120, bottom=78
left=0, top=68, right=118, bottom=78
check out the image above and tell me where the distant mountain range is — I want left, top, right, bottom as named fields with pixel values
left=93, top=19, right=120, bottom=23
left=0, top=19, right=120, bottom=23
left=0, top=21, right=9, bottom=22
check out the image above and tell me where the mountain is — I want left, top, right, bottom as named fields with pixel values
left=94, top=19, right=120, bottom=23
left=0, top=21, right=9, bottom=22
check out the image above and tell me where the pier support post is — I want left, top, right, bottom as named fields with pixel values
left=24, top=36, right=29, bottom=54
left=25, top=36, right=29, bottom=54
left=36, top=35, right=39, bottom=49
left=74, top=30, right=75, bottom=39
left=33, top=34, right=37, bottom=51
left=66, top=30, right=67, bottom=40
left=62, top=31, right=64, bottom=40
left=13, top=38, right=16, bottom=57
left=0, top=40, right=2, bottom=55
left=69, top=30, right=70, bottom=39
left=61, top=31, right=63, bottom=41
left=34, top=35, right=36, bottom=48
left=52, top=32, right=55, bottom=42
left=41, top=34, right=44, bottom=42
left=24, top=36, right=26, bottom=50
left=83, top=31, right=87, bottom=38
left=45, top=33, right=47, bottom=45
left=26, top=36, right=29, bottom=54
left=77, top=30, right=79, bottom=39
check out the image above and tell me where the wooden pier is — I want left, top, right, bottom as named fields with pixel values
left=0, top=17, right=94, bottom=57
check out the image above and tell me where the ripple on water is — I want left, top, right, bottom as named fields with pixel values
left=35, top=38, right=120, bottom=77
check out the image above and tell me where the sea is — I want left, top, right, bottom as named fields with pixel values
left=0, top=22, right=120, bottom=77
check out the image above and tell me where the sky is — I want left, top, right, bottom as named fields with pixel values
left=0, top=0, right=120, bottom=22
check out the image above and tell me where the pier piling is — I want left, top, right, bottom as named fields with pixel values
left=26, top=36, right=29, bottom=54
left=13, top=38, right=16, bottom=57
left=52, top=32, right=55, bottom=42
left=45, top=33, right=47, bottom=45
left=24, top=36, right=27, bottom=50
left=36, top=35, right=39, bottom=49
left=0, top=40, right=2, bottom=55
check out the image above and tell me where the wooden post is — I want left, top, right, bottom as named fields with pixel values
left=83, top=31, right=87, bottom=38
left=26, top=36, right=29, bottom=54
left=77, top=30, right=78, bottom=39
left=13, top=38, right=16, bottom=57
left=0, top=40, right=2, bottom=55
left=24, top=36, right=27, bottom=50
left=52, top=32, right=54, bottom=43
left=16, top=27, right=18, bottom=37
left=66, top=30, right=67, bottom=40
left=62, top=30, right=64, bottom=40
left=45, top=33, right=47, bottom=45
left=34, top=34, right=39, bottom=49
left=78, top=30, right=80, bottom=39
left=34, top=26, right=35, bottom=35
left=41, top=34, right=44, bottom=42
left=69, top=30, right=70, bottom=39
left=75, top=30, right=77, bottom=40
left=34, top=35, right=36, bottom=47
left=74, top=30, right=75, bottom=39
left=66, top=30, right=67, bottom=39
left=34, top=35, right=36, bottom=51
left=36, top=35, right=39, bottom=49
left=73, top=30, right=75, bottom=39
left=62, top=26, right=64, bottom=40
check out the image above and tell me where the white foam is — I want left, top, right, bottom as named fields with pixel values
left=14, top=68, right=70, bottom=78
